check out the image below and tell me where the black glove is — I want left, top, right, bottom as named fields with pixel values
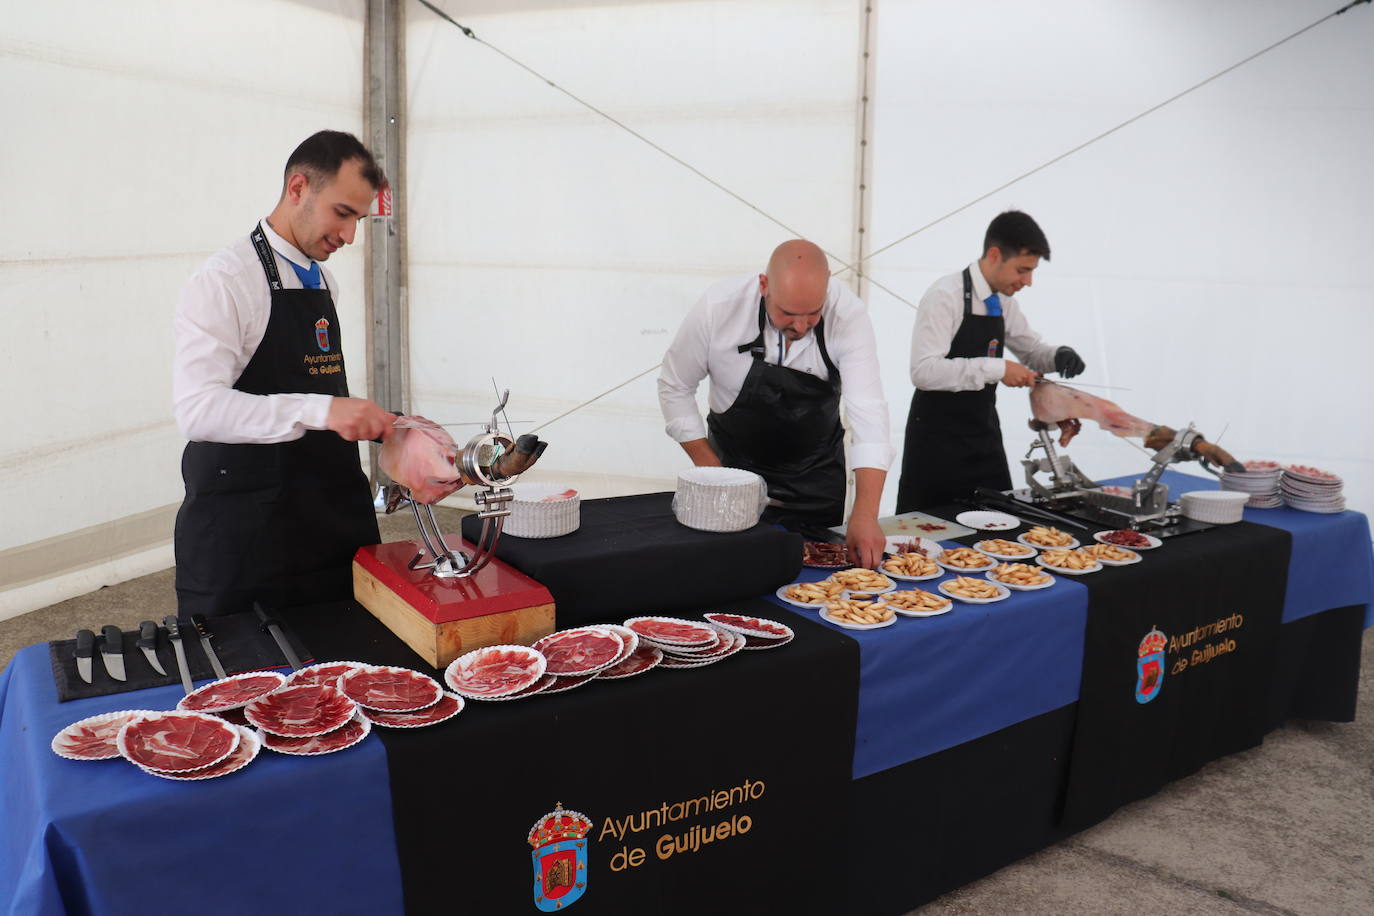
left=1054, top=346, right=1085, bottom=379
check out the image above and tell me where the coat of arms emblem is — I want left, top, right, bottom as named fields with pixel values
left=1136, top=626, right=1167, bottom=704
left=315, top=317, right=331, bottom=352
left=528, top=801, right=590, bottom=911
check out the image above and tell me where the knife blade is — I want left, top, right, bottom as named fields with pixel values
left=99, top=625, right=127, bottom=682
left=163, top=616, right=195, bottom=695
left=137, top=620, right=168, bottom=676
left=75, top=629, right=95, bottom=684
left=191, top=614, right=227, bottom=680
left=254, top=601, right=303, bottom=671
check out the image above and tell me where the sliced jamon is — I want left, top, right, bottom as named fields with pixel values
left=598, top=646, right=663, bottom=680
left=285, top=661, right=370, bottom=690
left=145, top=726, right=260, bottom=781
left=532, top=628, right=624, bottom=676
left=703, top=613, right=793, bottom=640
left=623, top=617, right=716, bottom=646
left=362, top=692, right=465, bottom=728
left=339, top=666, right=443, bottom=712
left=650, top=630, right=723, bottom=656
left=474, top=673, right=556, bottom=702
left=52, top=710, right=155, bottom=761
left=117, top=711, right=240, bottom=773
left=261, top=715, right=371, bottom=756
left=244, top=684, right=356, bottom=737
left=178, top=672, right=287, bottom=713
left=597, top=625, right=639, bottom=667
left=444, top=645, right=547, bottom=698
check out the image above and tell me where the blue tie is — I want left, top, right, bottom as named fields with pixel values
left=984, top=293, right=1001, bottom=317
left=289, top=260, right=322, bottom=289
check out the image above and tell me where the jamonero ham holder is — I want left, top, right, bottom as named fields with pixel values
left=353, top=390, right=556, bottom=668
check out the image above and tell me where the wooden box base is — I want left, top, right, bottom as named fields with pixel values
left=352, top=537, right=556, bottom=669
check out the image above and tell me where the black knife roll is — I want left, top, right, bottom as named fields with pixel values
left=48, top=611, right=313, bottom=703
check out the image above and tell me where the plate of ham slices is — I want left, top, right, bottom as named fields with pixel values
left=445, top=645, right=548, bottom=699
left=177, top=672, right=287, bottom=714
left=245, top=684, right=357, bottom=737
left=339, top=666, right=444, bottom=712
left=144, top=726, right=261, bottom=780
left=52, top=710, right=157, bottom=761
left=117, top=711, right=241, bottom=773
left=261, top=713, right=372, bottom=756
left=532, top=627, right=625, bottom=677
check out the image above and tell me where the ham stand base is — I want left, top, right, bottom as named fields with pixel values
left=352, top=536, right=555, bottom=669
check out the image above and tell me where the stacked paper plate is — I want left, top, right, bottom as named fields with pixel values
left=1281, top=465, right=1346, bottom=514
left=1179, top=490, right=1249, bottom=524
left=505, top=483, right=580, bottom=538
left=1220, top=460, right=1284, bottom=508
left=672, top=467, right=768, bottom=532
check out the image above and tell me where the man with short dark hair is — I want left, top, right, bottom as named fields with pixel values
left=173, top=130, right=395, bottom=615
left=896, top=210, right=1085, bottom=511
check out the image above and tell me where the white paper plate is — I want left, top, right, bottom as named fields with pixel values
left=703, top=613, right=794, bottom=641
left=879, top=563, right=944, bottom=582
left=937, top=580, right=1011, bottom=604
left=1017, top=531, right=1079, bottom=550
left=955, top=510, right=1020, bottom=531
left=820, top=608, right=897, bottom=630
left=883, top=536, right=942, bottom=557
left=52, top=710, right=158, bottom=761
left=775, top=584, right=832, bottom=609
left=985, top=567, right=1056, bottom=591
left=1036, top=555, right=1101, bottom=575
left=1092, top=531, right=1162, bottom=550
left=1081, top=547, right=1142, bottom=567
left=141, top=726, right=261, bottom=780
left=936, top=551, right=998, bottom=573
left=885, top=592, right=954, bottom=617
left=972, top=539, right=1038, bottom=561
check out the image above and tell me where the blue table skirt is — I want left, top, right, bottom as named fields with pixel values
left=778, top=471, right=1374, bottom=779
left=0, top=648, right=404, bottom=916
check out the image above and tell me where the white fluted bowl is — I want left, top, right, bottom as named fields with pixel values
left=672, top=467, right=769, bottom=533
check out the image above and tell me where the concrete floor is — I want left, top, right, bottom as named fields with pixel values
left=2, top=507, right=1369, bottom=915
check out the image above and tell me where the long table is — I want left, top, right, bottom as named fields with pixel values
left=2, top=473, right=1368, bottom=915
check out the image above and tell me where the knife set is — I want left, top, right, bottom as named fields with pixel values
left=49, top=610, right=312, bottom=703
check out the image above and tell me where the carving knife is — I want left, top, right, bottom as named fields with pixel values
left=75, top=629, right=95, bottom=684
left=99, top=625, right=127, bottom=682
left=254, top=601, right=303, bottom=671
left=191, top=614, right=227, bottom=680
left=137, top=620, right=167, bottom=676
left=163, top=616, right=195, bottom=695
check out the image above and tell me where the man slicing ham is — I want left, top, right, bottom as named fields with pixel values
left=172, top=131, right=395, bottom=616
left=896, top=211, right=1087, bottom=510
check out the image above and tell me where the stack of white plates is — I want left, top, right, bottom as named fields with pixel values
left=1179, top=490, right=1249, bottom=524
left=1281, top=465, right=1346, bottom=514
left=1220, top=460, right=1283, bottom=508
left=672, top=467, right=769, bottom=532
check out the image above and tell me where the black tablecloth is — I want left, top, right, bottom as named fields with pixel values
left=281, top=596, right=859, bottom=915
left=460, top=493, right=803, bottom=627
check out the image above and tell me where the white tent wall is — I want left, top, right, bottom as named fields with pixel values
left=405, top=0, right=865, bottom=498
left=0, top=0, right=370, bottom=616
left=867, top=0, right=1374, bottom=516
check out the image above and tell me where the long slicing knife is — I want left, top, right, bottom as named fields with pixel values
left=75, top=629, right=95, bottom=684
left=191, top=614, right=227, bottom=680
left=137, top=620, right=167, bottom=676
left=99, top=625, right=127, bottom=682
left=163, top=616, right=195, bottom=695
left=254, top=601, right=303, bottom=671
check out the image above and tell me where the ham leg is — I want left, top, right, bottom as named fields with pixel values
left=379, top=416, right=464, bottom=505
left=1028, top=382, right=1243, bottom=472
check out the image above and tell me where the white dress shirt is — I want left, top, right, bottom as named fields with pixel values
left=909, top=262, right=1059, bottom=391
left=658, top=273, right=894, bottom=471
left=173, top=220, right=339, bottom=444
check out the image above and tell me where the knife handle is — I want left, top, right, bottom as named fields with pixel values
left=101, top=625, right=124, bottom=653
left=163, top=615, right=181, bottom=638
left=138, top=620, right=158, bottom=650
left=76, top=629, right=95, bottom=659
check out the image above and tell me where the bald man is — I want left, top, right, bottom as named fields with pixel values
left=658, top=240, right=893, bottom=567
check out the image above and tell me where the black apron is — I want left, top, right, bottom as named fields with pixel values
left=706, top=298, right=847, bottom=530
left=896, top=267, right=1011, bottom=512
left=173, top=226, right=380, bottom=616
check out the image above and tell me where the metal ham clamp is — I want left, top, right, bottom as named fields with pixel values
left=380, top=389, right=549, bottom=579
